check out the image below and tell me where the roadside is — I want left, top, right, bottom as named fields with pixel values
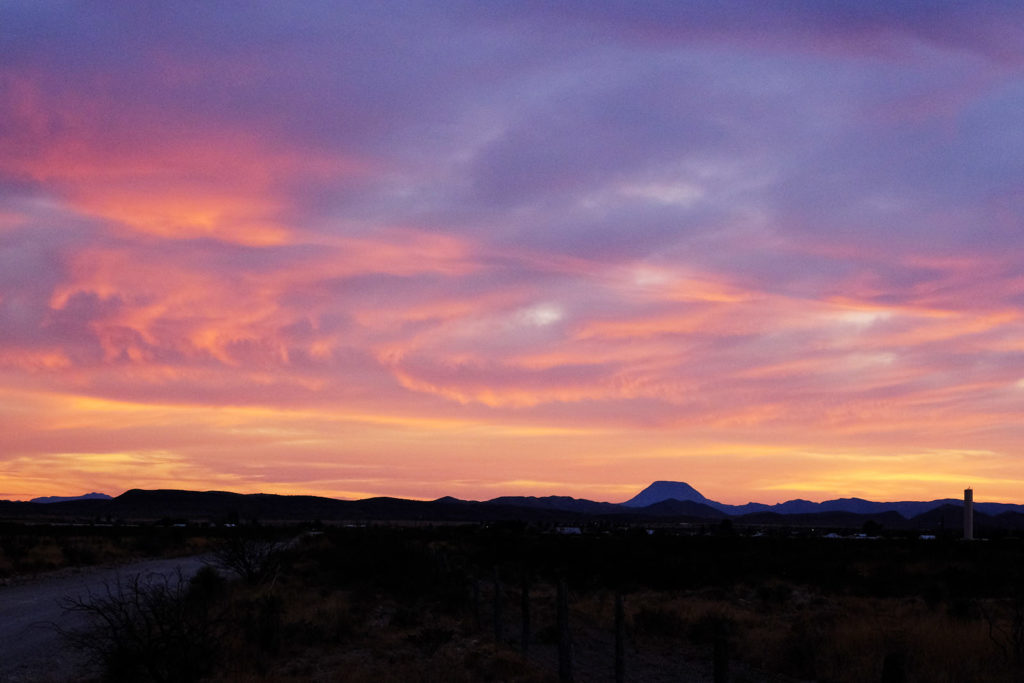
left=0, top=554, right=211, bottom=682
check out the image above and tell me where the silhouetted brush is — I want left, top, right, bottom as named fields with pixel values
left=521, top=571, right=530, bottom=657
left=615, top=592, right=625, bottom=683
left=493, top=565, right=503, bottom=644
left=558, top=578, right=573, bottom=682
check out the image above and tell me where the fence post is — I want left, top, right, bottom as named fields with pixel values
left=493, top=566, right=503, bottom=644
left=472, top=579, right=481, bottom=630
left=558, top=578, right=574, bottom=682
left=521, top=571, right=530, bottom=657
left=881, top=650, right=906, bottom=683
left=615, top=592, right=625, bottom=683
left=713, top=630, right=729, bottom=683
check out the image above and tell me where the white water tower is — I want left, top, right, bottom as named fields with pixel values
left=964, top=488, right=973, bottom=541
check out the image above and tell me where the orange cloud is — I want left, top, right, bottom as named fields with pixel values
left=0, top=69, right=365, bottom=247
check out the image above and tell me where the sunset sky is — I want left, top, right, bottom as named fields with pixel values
left=2, top=2, right=1024, bottom=504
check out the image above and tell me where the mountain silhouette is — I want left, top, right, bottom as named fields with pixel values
left=29, top=492, right=112, bottom=504
left=3, top=481, right=1022, bottom=529
left=488, top=495, right=621, bottom=515
left=636, top=499, right=727, bottom=519
left=622, top=481, right=710, bottom=507
left=617, top=481, right=1021, bottom=520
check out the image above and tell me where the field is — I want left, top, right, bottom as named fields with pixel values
left=8, top=523, right=1024, bottom=681
left=0, top=523, right=214, bottom=579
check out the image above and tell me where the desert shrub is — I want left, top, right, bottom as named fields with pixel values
left=0, top=533, right=38, bottom=566
left=0, top=534, right=63, bottom=573
left=634, top=604, right=686, bottom=637
left=923, top=580, right=947, bottom=609
left=212, top=532, right=283, bottom=583
left=778, top=611, right=836, bottom=679
left=982, top=596, right=1024, bottom=667
left=59, top=570, right=224, bottom=682
left=755, top=580, right=793, bottom=605
left=689, top=609, right=736, bottom=644
left=407, top=625, right=456, bottom=655
left=392, top=602, right=423, bottom=629
left=59, top=538, right=100, bottom=566
left=242, top=594, right=284, bottom=655
left=187, top=563, right=227, bottom=603
left=948, top=596, right=980, bottom=621
left=22, top=538, right=63, bottom=572
left=462, top=643, right=543, bottom=681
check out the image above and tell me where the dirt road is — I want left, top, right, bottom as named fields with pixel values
left=0, top=555, right=210, bottom=682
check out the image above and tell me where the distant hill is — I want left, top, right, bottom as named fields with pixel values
left=488, top=495, right=621, bottom=515
left=907, top=503, right=986, bottom=530
left=29, top=492, right=112, bottom=504
left=2, top=489, right=573, bottom=524
left=738, top=509, right=907, bottom=529
left=637, top=499, right=727, bottom=519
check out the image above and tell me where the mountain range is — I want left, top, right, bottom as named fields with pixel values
left=29, top=492, right=112, bottom=504
left=619, top=480, right=1023, bottom=518
left=5, top=481, right=1020, bottom=530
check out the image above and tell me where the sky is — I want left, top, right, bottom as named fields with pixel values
left=2, top=2, right=1024, bottom=504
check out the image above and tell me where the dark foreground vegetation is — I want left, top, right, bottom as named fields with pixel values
left=22, top=523, right=1024, bottom=682
left=0, top=523, right=214, bottom=578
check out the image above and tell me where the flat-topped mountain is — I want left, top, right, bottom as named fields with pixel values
left=622, top=481, right=710, bottom=507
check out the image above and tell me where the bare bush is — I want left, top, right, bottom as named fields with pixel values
left=212, top=533, right=283, bottom=583
left=982, top=595, right=1024, bottom=667
left=58, top=568, right=224, bottom=682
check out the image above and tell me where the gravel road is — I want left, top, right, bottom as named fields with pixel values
left=0, top=555, right=211, bottom=682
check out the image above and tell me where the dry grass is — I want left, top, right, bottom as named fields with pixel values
left=208, top=538, right=1024, bottom=682
left=620, top=585, right=1019, bottom=683
left=0, top=529, right=223, bottom=579
left=207, top=581, right=554, bottom=683
left=54, top=529, right=1024, bottom=682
